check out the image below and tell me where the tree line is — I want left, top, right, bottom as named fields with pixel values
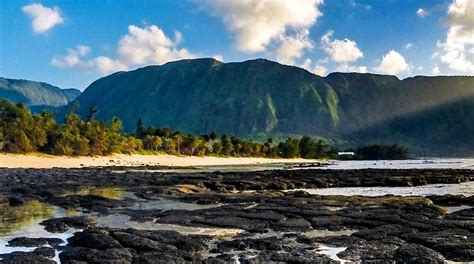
left=0, top=100, right=337, bottom=158
left=0, top=99, right=408, bottom=159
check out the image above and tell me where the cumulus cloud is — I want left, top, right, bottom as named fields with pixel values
left=51, top=45, right=126, bottom=74
left=22, top=3, right=64, bottom=34
left=432, top=66, right=440, bottom=75
left=313, top=65, right=328, bottom=76
left=200, top=0, right=322, bottom=64
left=276, top=30, right=313, bottom=64
left=321, top=31, right=363, bottom=63
left=318, top=31, right=366, bottom=73
left=436, top=0, right=474, bottom=73
left=52, top=25, right=195, bottom=75
left=117, top=25, right=194, bottom=66
left=300, top=58, right=328, bottom=76
left=416, top=8, right=428, bottom=17
left=337, top=63, right=367, bottom=73
left=374, top=50, right=411, bottom=75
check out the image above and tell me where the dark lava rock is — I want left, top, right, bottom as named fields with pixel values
left=7, top=237, right=63, bottom=248
left=402, top=229, right=474, bottom=262
left=7, top=196, right=27, bottom=206
left=67, top=230, right=122, bottom=249
left=352, top=224, right=417, bottom=240
left=243, top=248, right=339, bottom=264
left=59, top=247, right=133, bottom=263
left=33, top=247, right=56, bottom=258
left=125, top=229, right=209, bottom=252
left=216, top=237, right=283, bottom=252
left=427, top=194, right=474, bottom=206
left=0, top=251, right=55, bottom=264
left=271, top=216, right=312, bottom=231
left=132, top=251, right=199, bottom=264
left=394, top=244, right=445, bottom=263
left=337, top=241, right=400, bottom=262
left=40, top=216, right=96, bottom=233
left=111, top=231, right=177, bottom=252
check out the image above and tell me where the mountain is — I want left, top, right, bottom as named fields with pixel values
left=67, top=58, right=474, bottom=156
left=0, top=77, right=80, bottom=107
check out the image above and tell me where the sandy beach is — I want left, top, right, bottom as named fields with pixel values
left=0, top=153, right=321, bottom=169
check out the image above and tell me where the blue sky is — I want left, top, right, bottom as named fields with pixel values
left=1, top=0, right=473, bottom=90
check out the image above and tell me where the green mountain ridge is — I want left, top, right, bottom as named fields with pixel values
left=59, top=58, right=474, bottom=156
left=0, top=77, right=80, bottom=107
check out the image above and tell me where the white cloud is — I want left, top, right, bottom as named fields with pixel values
left=22, top=3, right=64, bottom=34
left=321, top=31, right=363, bottom=63
left=313, top=65, right=328, bottom=76
left=200, top=0, right=323, bottom=64
left=432, top=66, right=440, bottom=75
left=404, top=43, right=414, bottom=50
left=51, top=45, right=127, bottom=74
left=300, top=58, right=328, bottom=76
left=416, top=8, right=428, bottom=17
left=374, top=50, right=411, bottom=75
left=437, top=0, right=474, bottom=73
left=52, top=25, right=195, bottom=75
left=276, top=30, right=313, bottom=64
left=337, top=63, right=367, bottom=73
left=117, top=25, right=194, bottom=66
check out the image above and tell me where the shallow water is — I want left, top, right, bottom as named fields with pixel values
left=126, top=158, right=474, bottom=173
left=96, top=213, right=244, bottom=236
left=0, top=201, right=79, bottom=262
left=304, top=229, right=356, bottom=238
left=290, top=181, right=474, bottom=197
left=128, top=198, right=222, bottom=211
left=322, top=158, right=474, bottom=170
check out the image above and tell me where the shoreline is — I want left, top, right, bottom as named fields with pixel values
left=0, top=153, right=323, bottom=169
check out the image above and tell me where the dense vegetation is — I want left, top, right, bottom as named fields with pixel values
left=0, top=77, right=80, bottom=107
left=340, top=144, right=409, bottom=160
left=66, top=58, right=474, bottom=156
left=0, top=100, right=342, bottom=158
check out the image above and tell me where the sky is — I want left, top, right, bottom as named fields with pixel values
left=0, top=0, right=473, bottom=90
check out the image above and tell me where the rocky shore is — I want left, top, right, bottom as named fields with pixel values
left=0, top=167, right=473, bottom=263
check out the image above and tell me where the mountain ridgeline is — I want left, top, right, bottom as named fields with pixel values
left=0, top=77, right=80, bottom=107
left=68, top=58, right=474, bottom=156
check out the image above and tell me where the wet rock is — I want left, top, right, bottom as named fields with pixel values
left=402, top=229, right=474, bottom=262
left=352, top=224, right=417, bottom=240
left=271, top=216, right=312, bottom=231
left=245, top=248, right=339, bottom=264
left=40, top=216, right=96, bottom=233
left=7, top=237, right=63, bottom=248
left=427, top=194, right=473, bottom=206
left=132, top=251, right=199, bottom=264
left=111, top=231, right=178, bottom=252
left=49, top=195, right=132, bottom=213
left=216, top=237, right=283, bottom=252
left=67, top=230, right=122, bottom=249
left=337, top=241, right=399, bottom=262
left=125, top=229, right=209, bottom=252
left=193, top=216, right=268, bottom=232
left=394, top=244, right=445, bottom=263
left=59, top=247, right=133, bottom=263
left=8, top=196, right=27, bottom=206
left=33, top=247, right=56, bottom=258
left=0, top=251, right=55, bottom=264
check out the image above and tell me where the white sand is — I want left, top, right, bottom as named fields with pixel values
left=0, top=153, right=320, bottom=169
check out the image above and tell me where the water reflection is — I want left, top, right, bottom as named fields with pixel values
left=72, top=187, right=128, bottom=200
left=0, top=201, right=78, bottom=257
left=0, top=201, right=55, bottom=236
left=289, top=181, right=474, bottom=197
